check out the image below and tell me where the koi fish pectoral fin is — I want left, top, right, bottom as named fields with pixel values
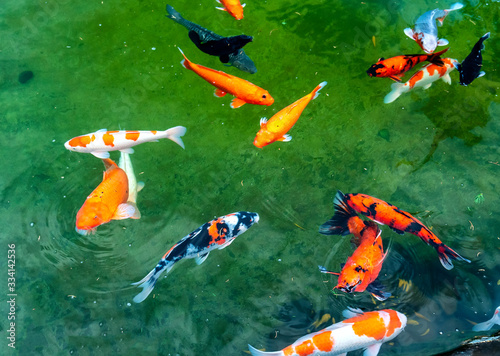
left=277, top=134, right=292, bottom=142
left=195, top=252, right=210, bottom=265
left=478, top=71, right=486, bottom=78
left=230, top=97, right=247, bottom=109
left=389, top=75, right=402, bottom=82
left=364, top=342, right=383, bottom=356
left=92, top=151, right=111, bottom=159
left=112, top=203, right=137, bottom=220
left=422, top=83, right=433, bottom=90
left=214, top=88, right=227, bottom=97
left=437, top=38, right=449, bottom=46
left=441, top=73, right=452, bottom=85
left=119, top=147, right=135, bottom=154
left=403, top=28, right=415, bottom=40
left=137, top=181, right=145, bottom=192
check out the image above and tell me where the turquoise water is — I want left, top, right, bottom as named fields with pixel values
left=1, top=0, right=499, bottom=355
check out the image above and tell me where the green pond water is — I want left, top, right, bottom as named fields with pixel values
left=1, top=0, right=499, bottom=355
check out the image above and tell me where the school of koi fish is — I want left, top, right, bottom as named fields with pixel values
left=62, top=2, right=497, bottom=355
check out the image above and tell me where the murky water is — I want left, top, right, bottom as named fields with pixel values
left=1, top=0, right=499, bottom=355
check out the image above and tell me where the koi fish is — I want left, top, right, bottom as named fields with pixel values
left=166, top=5, right=256, bottom=74
left=248, top=308, right=407, bottom=356
left=457, top=32, right=490, bottom=86
left=318, top=195, right=390, bottom=301
left=64, top=126, right=186, bottom=159
left=132, top=211, right=259, bottom=303
left=404, top=3, right=464, bottom=53
left=472, top=306, right=500, bottom=331
left=75, top=158, right=139, bottom=235
left=216, top=0, right=245, bottom=20
left=118, top=152, right=144, bottom=206
left=189, top=32, right=253, bottom=62
left=367, top=48, right=448, bottom=82
left=383, top=57, right=458, bottom=104
left=253, top=82, right=326, bottom=148
left=333, top=190, right=470, bottom=270
left=178, top=48, right=273, bottom=109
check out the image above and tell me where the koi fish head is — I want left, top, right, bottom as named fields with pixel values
left=229, top=49, right=257, bottom=74
left=336, top=270, right=364, bottom=293
left=75, top=200, right=112, bottom=235
left=64, top=134, right=96, bottom=151
left=253, top=129, right=275, bottom=148
left=254, top=89, right=274, bottom=106
left=366, top=62, right=386, bottom=78
left=419, top=35, right=438, bottom=54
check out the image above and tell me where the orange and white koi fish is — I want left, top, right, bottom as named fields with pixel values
left=319, top=195, right=390, bottom=301
left=334, top=190, right=470, bottom=270
left=132, top=212, right=259, bottom=303
left=216, top=0, right=245, bottom=20
left=253, top=82, right=327, bottom=148
left=384, top=58, right=458, bottom=104
left=75, top=158, right=140, bottom=236
left=473, top=306, right=500, bottom=331
left=404, top=3, right=464, bottom=53
left=64, top=126, right=186, bottom=159
left=118, top=152, right=144, bottom=206
left=178, top=48, right=273, bottom=109
left=248, top=308, right=407, bottom=356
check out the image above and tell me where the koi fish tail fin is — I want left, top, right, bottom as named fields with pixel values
left=428, top=48, right=449, bottom=66
left=319, top=190, right=357, bottom=236
left=131, top=262, right=174, bottom=303
left=472, top=320, right=495, bottom=332
left=384, top=82, right=408, bottom=104
left=478, top=32, right=490, bottom=49
left=161, top=126, right=187, bottom=149
left=165, top=4, right=182, bottom=21
left=248, top=344, right=284, bottom=356
left=178, top=47, right=193, bottom=70
left=436, top=244, right=471, bottom=270
left=311, top=81, right=328, bottom=100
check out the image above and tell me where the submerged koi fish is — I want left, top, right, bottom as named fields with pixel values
left=216, top=0, right=245, bottom=20
left=404, top=3, right=464, bottom=53
left=75, top=158, right=139, bottom=235
left=473, top=306, right=500, bottom=331
left=132, top=211, right=259, bottom=303
left=178, top=48, right=273, bottom=108
left=384, top=57, right=458, bottom=104
left=64, top=126, right=186, bottom=159
left=319, top=195, right=390, bottom=301
left=457, top=32, right=490, bottom=86
left=118, top=152, right=144, bottom=206
left=166, top=5, right=256, bottom=73
left=334, top=190, right=470, bottom=270
left=253, top=82, right=327, bottom=148
left=248, top=308, right=407, bottom=356
left=367, top=48, right=448, bottom=82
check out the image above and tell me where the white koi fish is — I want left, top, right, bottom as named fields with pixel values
left=118, top=152, right=144, bottom=206
left=64, top=126, right=186, bottom=159
left=473, top=306, right=500, bottom=331
left=384, top=58, right=458, bottom=104
left=248, top=308, right=407, bottom=356
left=404, top=3, right=464, bottom=53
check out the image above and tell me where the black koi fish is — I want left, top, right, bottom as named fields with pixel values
left=132, top=211, right=259, bottom=303
left=457, top=32, right=490, bottom=86
left=166, top=4, right=257, bottom=74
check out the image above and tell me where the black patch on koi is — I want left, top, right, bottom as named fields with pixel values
left=366, top=63, right=384, bottom=77
left=406, top=221, right=423, bottom=234
left=354, top=265, right=368, bottom=273
left=366, top=203, right=378, bottom=218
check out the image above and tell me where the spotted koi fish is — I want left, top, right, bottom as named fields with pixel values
left=319, top=195, right=390, bottom=301
left=64, top=126, right=186, bottom=159
left=248, top=308, right=407, bottom=356
left=473, top=306, right=500, bottom=331
left=404, top=3, right=464, bottom=53
left=383, top=57, right=458, bottom=104
left=216, top=0, right=245, bottom=20
left=334, top=190, right=470, bottom=270
left=253, top=82, right=327, bottom=148
left=178, top=48, right=273, bottom=109
left=367, top=48, right=448, bottom=82
left=76, top=158, right=140, bottom=235
left=132, top=211, right=259, bottom=303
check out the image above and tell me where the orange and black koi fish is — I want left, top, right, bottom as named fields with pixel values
left=332, top=190, right=470, bottom=270
left=319, top=196, right=390, bottom=301
left=367, top=48, right=448, bottom=82
left=132, top=212, right=259, bottom=303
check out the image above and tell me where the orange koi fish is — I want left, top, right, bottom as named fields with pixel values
left=253, top=82, right=327, bottom=148
left=75, top=159, right=140, bottom=235
left=64, top=126, right=186, bottom=159
left=334, top=190, right=470, bottom=270
left=216, top=0, right=245, bottom=20
left=384, top=57, right=458, bottom=103
left=367, top=48, right=448, bottom=82
left=248, top=308, right=407, bottom=356
left=132, top=212, right=259, bottom=303
left=178, top=48, right=273, bottom=109
left=319, top=195, right=390, bottom=301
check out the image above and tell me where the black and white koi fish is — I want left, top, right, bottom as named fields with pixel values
left=132, top=211, right=259, bottom=303
left=456, top=32, right=490, bottom=86
left=165, top=4, right=257, bottom=74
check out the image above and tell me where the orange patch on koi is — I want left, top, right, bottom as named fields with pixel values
left=68, top=135, right=91, bottom=148
left=125, top=131, right=140, bottom=141
left=386, top=310, right=403, bottom=337
left=294, top=339, right=315, bottom=355
left=349, top=312, right=386, bottom=340
left=312, top=331, right=334, bottom=352
left=103, top=132, right=115, bottom=147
